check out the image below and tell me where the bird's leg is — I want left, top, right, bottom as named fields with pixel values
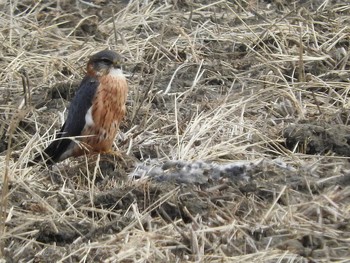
left=101, top=149, right=122, bottom=158
left=99, top=149, right=127, bottom=166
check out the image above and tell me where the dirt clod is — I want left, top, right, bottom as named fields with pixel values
left=284, top=122, right=350, bottom=156
left=1, top=0, right=350, bottom=262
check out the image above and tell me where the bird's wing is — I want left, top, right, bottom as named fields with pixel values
left=33, top=76, right=99, bottom=165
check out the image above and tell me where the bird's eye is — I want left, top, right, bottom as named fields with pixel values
left=100, top=58, right=112, bottom=64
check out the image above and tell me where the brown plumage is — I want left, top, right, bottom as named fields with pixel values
left=30, top=50, right=128, bottom=165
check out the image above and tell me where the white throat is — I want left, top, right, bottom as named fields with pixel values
left=109, top=68, right=124, bottom=78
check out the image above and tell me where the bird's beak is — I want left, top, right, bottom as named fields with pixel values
left=113, top=61, right=121, bottom=69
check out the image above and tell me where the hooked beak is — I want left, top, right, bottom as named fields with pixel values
left=113, top=61, right=121, bottom=69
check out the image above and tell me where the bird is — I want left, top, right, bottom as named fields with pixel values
left=29, top=50, right=128, bottom=166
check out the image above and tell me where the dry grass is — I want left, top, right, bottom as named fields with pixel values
left=1, top=0, right=350, bottom=262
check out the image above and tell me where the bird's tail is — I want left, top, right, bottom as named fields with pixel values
left=28, top=139, right=61, bottom=167
left=27, top=151, right=55, bottom=166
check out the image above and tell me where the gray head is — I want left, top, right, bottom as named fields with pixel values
left=87, top=50, right=123, bottom=77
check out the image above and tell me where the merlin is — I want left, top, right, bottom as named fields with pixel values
left=30, top=50, right=128, bottom=165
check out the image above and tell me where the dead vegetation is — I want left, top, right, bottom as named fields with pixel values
left=1, top=0, right=350, bottom=262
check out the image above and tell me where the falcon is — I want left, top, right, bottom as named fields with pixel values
left=30, top=50, right=128, bottom=165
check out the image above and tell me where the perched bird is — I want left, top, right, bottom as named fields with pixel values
left=30, top=50, right=128, bottom=166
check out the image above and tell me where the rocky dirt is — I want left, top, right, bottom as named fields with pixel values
left=0, top=0, right=350, bottom=262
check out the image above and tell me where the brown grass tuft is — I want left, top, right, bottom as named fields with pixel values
left=1, top=0, right=350, bottom=261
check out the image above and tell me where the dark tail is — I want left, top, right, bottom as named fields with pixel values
left=28, top=134, right=74, bottom=166
left=28, top=140, right=61, bottom=166
left=28, top=150, right=56, bottom=167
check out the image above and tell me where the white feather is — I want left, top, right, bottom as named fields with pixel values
left=109, top=68, right=125, bottom=78
left=85, top=107, right=94, bottom=126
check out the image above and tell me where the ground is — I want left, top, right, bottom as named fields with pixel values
left=0, top=0, right=350, bottom=262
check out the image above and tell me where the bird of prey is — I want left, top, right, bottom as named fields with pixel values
left=30, top=50, right=128, bottom=166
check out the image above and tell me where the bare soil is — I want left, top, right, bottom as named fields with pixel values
left=1, top=0, right=350, bottom=262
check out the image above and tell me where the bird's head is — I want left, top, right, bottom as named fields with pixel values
left=86, top=50, right=124, bottom=77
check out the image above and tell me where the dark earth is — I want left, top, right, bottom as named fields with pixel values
left=1, top=0, right=350, bottom=262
